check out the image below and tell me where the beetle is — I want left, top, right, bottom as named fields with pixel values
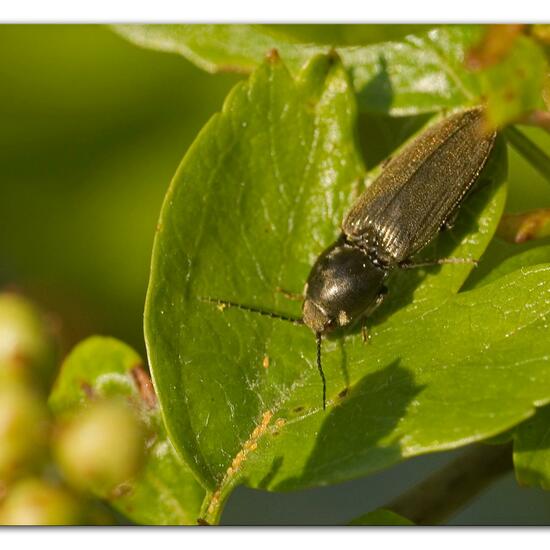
left=301, top=107, right=496, bottom=407
left=205, top=107, right=497, bottom=410
left=303, top=107, right=496, bottom=335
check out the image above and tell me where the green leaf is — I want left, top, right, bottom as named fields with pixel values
left=349, top=508, right=414, bottom=526
left=479, top=36, right=547, bottom=129
left=345, top=25, right=482, bottom=115
left=260, top=25, right=438, bottom=47
left=114, top=25, right=547, bottom=121
left=514, top=404, right=550, bottom=490
left=49, top=337, right=205, bottom=525
left=113, top=25, right=484, bottom=115
left=471, top=244, right=550, bottom=288
left=112, top=24, right=310, bottom=74
left=144, top=54, right=524, bottom=524
left=145, top=53, right=364, bottom=491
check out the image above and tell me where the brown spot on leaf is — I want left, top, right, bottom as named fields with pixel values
left=266, top=48, right=280, bottom=63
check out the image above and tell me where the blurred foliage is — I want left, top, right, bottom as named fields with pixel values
left=50, top=336, right=205, bottom=525
left=0, top=380, right=50, bottom=482
left=0, top=292, right=59, bottom=390
left=0, top=478, right=85, bottom=525
left=53, top=398, right=146, bottom=497
left=0, top=25, right=239, bottom=353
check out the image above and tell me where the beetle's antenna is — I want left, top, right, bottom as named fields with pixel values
left=316, top=332, right=326, bottom=410
left=199, top=296, right=303, bottom=326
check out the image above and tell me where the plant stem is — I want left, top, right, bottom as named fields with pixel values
left=505, top=127, right=550, bottom=184
left=386, top=443, right=513, bottom=525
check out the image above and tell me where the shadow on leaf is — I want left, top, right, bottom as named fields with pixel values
left=275, top=360, right=425, bottom=490
left=357, top=55, right=394, bottom=114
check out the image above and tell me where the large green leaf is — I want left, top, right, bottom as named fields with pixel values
left=49, top=337, right=205, bottom=525
left=143, top=54, right=528, bottom=523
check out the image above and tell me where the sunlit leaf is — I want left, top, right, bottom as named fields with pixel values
left=141, top=55, right=544, bottom=525
left=113, top=25, right=484, bottom=115
left=472, top=244, right=550, bottom=288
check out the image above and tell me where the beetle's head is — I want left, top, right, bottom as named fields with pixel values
left=302, top=237, right=386, bottom=335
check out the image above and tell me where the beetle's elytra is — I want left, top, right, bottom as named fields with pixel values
left=302, top=107, right=496, bottom=339
left=206, top=107, right=497, bottom=410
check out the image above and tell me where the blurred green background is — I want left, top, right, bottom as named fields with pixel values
left=0, top=25, right=238, bottom=354
left=2, top=24, right=550, bottom=524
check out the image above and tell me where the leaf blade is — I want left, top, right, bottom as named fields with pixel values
left=145, top=53, right=545, bottom=528
left=113, top=25, right=484, bottom=115
left=145, top=53, right=366, bottom=489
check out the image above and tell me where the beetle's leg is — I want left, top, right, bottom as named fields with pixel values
left=275, top=286, right=303, bottom=301
left=400, top=257, right=478, bottom=269
left=359, top=286, right=387, bottom=344
left=374, top=285, right=388, bottom=308
left=440, top=208, right=459, bottom=232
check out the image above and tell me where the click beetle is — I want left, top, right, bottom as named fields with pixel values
left=206, top=107, right=497, bottom=410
